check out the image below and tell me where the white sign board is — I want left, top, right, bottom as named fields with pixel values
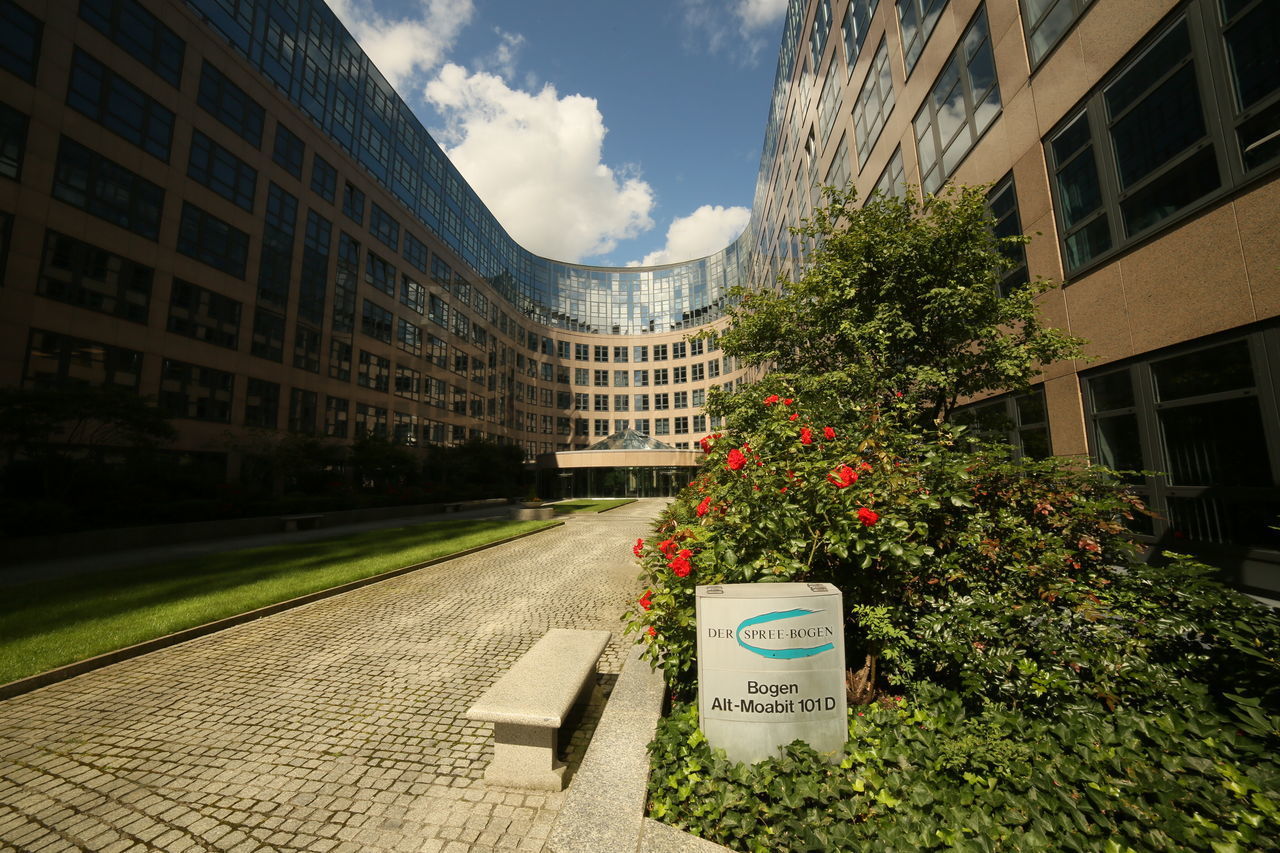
left=696, top=583, right=847, bottom=764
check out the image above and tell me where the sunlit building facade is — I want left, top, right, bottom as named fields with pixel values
left=0, top=0, right=1277, bottom=592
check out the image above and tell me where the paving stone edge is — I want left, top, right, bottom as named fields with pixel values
left=0, top=520, right=565, bottom=702
left=547, top=643, right=735, bottom=853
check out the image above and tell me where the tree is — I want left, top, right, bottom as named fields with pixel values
left=0, top=385, right=176, bottom=464
left=713, top=185, right=1083, bottom=426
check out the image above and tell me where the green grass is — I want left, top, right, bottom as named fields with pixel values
left=551, top=499, right=635, bottom=514
left=0, top=518, right=557, bottom=685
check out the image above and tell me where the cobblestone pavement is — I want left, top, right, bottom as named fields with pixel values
left=0, top=500, right=664, bottom=853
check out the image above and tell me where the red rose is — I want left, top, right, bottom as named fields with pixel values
left=727, top=448, right=747, bottom=470
left=827, top=465, right=857, bottom=488
left=823, top=426, right=836, bottom=440
left=857, top=507, right=880, bottom=526
left=632, top=537, right=644, bottom=557
left=783, top=398, right=793, bottom=405
left=696, top=496, right=712, bottom=517
left=647, top=625, right=657, bottom=637
left=859, top=461, right=873, bottom=472
left=789, top=413, right=799, bottom=421
left=699, top=436, right=712, bottom=453
left=670, top=551, right=692, bottom=577
left=763, top=394, right=779, bottom=406
left=800, top=427, right=813, bottom=445
left=639, top=590, right=652, bottom=610
left=779, top=486, right=788, bottom=493
left=659, top=538, right=678, bottom=557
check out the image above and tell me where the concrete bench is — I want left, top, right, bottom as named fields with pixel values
left=466, top=628, right=611, bottom=790
left=279, top=513, right=324, bottom=532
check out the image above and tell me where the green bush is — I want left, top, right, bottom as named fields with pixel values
left=649, top=688, right=1280, bottom=852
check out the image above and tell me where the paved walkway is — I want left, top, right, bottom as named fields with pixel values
left=0, top=500, right=664, bottom=853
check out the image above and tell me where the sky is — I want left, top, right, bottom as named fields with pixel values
left=324, top=0, right=788, bottom=267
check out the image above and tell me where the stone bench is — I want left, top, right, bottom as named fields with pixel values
left=466, top=628, right=611, bottom=790
left=279, top=513, right=324, bottom=532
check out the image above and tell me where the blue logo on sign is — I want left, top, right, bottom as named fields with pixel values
left=735, top=609, right=835, bottom=659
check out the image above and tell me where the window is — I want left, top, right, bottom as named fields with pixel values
left=614, top=394, right=629, bottom=412
left=613, top=345, right=629, bottom=362
left=370, top=202, right=399, bottom=250
left=574, top=367, right=589, bottom=385
left=177, top=202, right=248, bottom=279
left=328, top=338, right=352, bottom=381
left=361, top=299, right=392, bottom=343
left=197, top=61, right=264, bottom=148
left=38, top=230, right=152, bottom=323
left=188, top=130, right=257, bottom=211
left=654, top=418, right=670, bottom=436
left=674, top=391, right=688, bottom=408
left=634, top=345, right=648, bottom=362
left=0, top=0, right=41, bottom=83
left=392, top=317, right=421, bottom=357
left=575, top=343, right=589, bottom=361
left=244, top=378, right=279, bottom=428
left=952, top=387, right=1051, bottom=459
left=250, top=308, right=284, bottom=362
left=811, top=0, right=833, bottom=68
left=158, top=359, right=233, bottom=422
left=0, top=101, right=26, bottom=179
left=593, top=369, right=609, bottom=387
left=400, top=275, right=425, bottom=315
left=673, top=366, right=688, bottom=384
left=403, top=231, right=429, bottom=273
left=654, top=368, right=669, bottom=386
left=634, top=369, right=649, bottom=387
left=558, top=339, right=571, bottom=359
left=897, top=0, right=949, bottom=73
left=67, top=49, right=174, bottom=161
left=168, top=278, right=239, bottom=348
left=24, top=327, right=141, bottom=391
left=675, top=416, right=689, bottom=434
left=394, top=364, right=421, bottom=401
left=357, top=349, right=390, bottom=391
left=258, top=183, right=296, bottom=308
left=693, top=414, right=707, bottom=432
left=874, top=146, right=908, bottom=199
left=634, top=418, right=650, bottom=435
left=1083, top=331, right=1280, bottom=577
left=653, top=344, right=668, bottom=361
left=988, top=175, right=1029, bottom=296
left=365, top=251, right=395, bottom=297
left=1047, top=0, right=1280, bottom=274
left=855, top=39, right=895, bottom=166
left=842, top=0, right=880, bottom=70
left=594, top=419, right=609, bottom=437
left=354, top=403, right=387, bottom=438
left=614, top=370, right=629, bottom=387
left=272, top=123, right=304, bottom=178
left=54, top=137, right=164, bottom=240
left=299, top=210, right=330, bottom=325
left=672, top=342, right=687, bottom=359
left=429, top=292, right=448, bottom=328
left=594, top=345, right=609, bottom=362
left=311, top=154, right=336, bottom=202
left=691, top=339, right=704, bottom=357
left=293, top=323, right=320, bottom=372
left=654, top=393, right=670, bottom=411
left=691, top=362, right=705, bottom=382
left=693, top=389, right=706, bottom=407
left=289, top=388, right=317, bottom=434
left=708, top=359, right=721, bottom=378
left=818, top=59, right=843, bottom=144
left=634, top=394, right=650, bottom=412
left=914, top=5, right=1000, bottom=194
left=394, top=412, right=418, bottom=446
left=325, top=395, right=349, bottom=437
left=594, top=394, right=609, bottom=412
left=79, top=0, right=183, bottom=87
left=574, top=392, right=589, bottom=411
left=1022, top=0, right=1094, bottom=66
left=342, top=181, right=365, bottom=224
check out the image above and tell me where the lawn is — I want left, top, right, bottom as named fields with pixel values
left=0, top=518, right=557, bottom=685
left=552, top=499, right=635, bottom=514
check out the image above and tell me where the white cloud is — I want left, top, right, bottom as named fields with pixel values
left=475, top=28, right=525, bottom=83
left=326, top=0, right=474, bottom=89
left=633, top=205, right=752, bottom=267
left=425, top=64, right=656, bottom=262
left=681, top=0, right=789, bottom=63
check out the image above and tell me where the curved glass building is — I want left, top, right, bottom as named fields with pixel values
left=1, top=0, right=1279, bottom=592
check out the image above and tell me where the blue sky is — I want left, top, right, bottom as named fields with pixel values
left=326, top=0, right=787, bottom=266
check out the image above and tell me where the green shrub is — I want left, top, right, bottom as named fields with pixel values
left=649, top=688, right=1280, bottom=852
